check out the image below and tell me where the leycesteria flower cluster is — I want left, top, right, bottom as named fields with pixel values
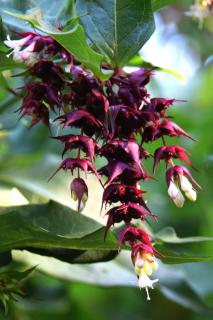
left=5, top=32, right=200, bottom=299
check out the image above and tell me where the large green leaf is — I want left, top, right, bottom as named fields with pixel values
left=76, top=0, right=155, bottom=67
left=0, top=201, right=118, bottom=263
left=152, top=0, right=176, bottom=11
left=155, top=227, right=213, bottom=264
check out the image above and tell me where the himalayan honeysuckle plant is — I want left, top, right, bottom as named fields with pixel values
left=1, top=0, right=208, bottom=303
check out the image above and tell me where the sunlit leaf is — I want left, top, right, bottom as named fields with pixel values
left=155, top=227, right=213, bottom=264
left=128, top=54, right=186, bottom=82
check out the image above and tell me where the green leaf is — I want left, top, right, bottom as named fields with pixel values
left=0, top=201, right=118, bottom=263
left=128, top=54, right=186, bottom=82
left=3, top=9, right=112, bottom=80
left=152, top=0, right=176, bottom=11
left=76, top=0, right=155, bottom=67
left=155, top=227, right=213, bottom=264
left=51, top=25, right=113, bottom=80
left=155, top=227, right=213, bottom=243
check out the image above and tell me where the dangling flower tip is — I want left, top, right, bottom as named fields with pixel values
left=138, top=273, right=159, bottom=300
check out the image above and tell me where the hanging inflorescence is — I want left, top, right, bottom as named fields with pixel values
left=4, top=31, right=201, bottom=300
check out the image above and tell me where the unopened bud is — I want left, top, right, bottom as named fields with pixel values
left=70, top=178, right=88, bottom=212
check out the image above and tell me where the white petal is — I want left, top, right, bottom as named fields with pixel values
left=4, top=35, right=32, bottom=49
left=168, top=180, right=179, bottom=199
left=173, top=190, right=185, bottom=208
left=13, top=42, right=37, bottom=66
left=135, top=252, right=144, bottom=269
left=138, top=273, right=158, bottom=300
left=22, top=41, right=36, bottom=53
left=185, top=189, right=197, bottom=202
left=180, top=175, right=192, bottom=192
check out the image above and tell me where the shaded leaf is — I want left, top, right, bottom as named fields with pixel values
left=0, top=201, right=118, bottom=264
left=76, top=0, right=155, bottom=67
left=0, top=252, right=12, bottom=268
left=155, top=227, right=213, bottom=264
left=155, top=226, right=213, bottom=244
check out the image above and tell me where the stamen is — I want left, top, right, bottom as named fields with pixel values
left=146, top=287, right=150, bottom=300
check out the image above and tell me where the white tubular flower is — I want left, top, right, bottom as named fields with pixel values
left=4, top=34, right=32, bottom=50
left=4, top=34, right=37, bottom=65
left=134, top=251, right=158, bottom=300
left=13, top=41, right=37, bottom=66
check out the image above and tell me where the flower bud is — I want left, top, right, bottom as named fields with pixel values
left=70, top=178, right=88, bottom=212
left=168, top=180, right=185, bottom=208
left=166, top=166, right=200, bottom=207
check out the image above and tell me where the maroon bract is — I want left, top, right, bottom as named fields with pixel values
left=48, top=158, right=100, bottom=181
left=99, top=161, right=148, bottom=185
left=18, top=99, right=49, bottom=127
left=102, top=184, right=149, bottom=211
left=142, top=98, right=178, bottom=121
left=109, top=105, right=143, bottom=137
left=53, top=134, right=99, bottom=161
left=142, top=120, right=194, bottom=142
left=105, top=203, right=156, bottom=239
left=100, top=139, right=146, bottom=167
left=118, top=226, right=153, bottom=248
left=153, top=145, right=192, bottom=173
left=57, top=110, right=102, bottom=136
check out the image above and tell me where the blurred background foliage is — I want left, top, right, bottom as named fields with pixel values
left=0, top=0, right=213, bottom=319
